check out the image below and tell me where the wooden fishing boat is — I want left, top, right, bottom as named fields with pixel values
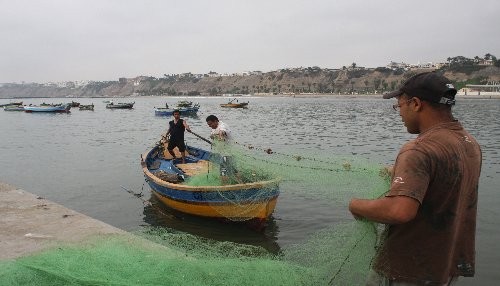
left=154, top=104, right=200, bottom=116
left=79, top=104, right=94, bottom=111
left=106, top=102, right=135, bottom=109
left=141, top=139, right=280, bottom=221
left=220, top=102, right=248, bottom=108
left=24, top=104, right=71, bottom=113
left=220, top=99, right=249, bottom=108
left=70, top=101, right=81, bottom=107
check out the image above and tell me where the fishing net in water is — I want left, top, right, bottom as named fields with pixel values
left=0, top=140, right=390, bottom=285
left=184, top=140, right=388, bottom=221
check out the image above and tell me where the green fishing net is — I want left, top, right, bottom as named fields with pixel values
left=0, top=142, right=389, bottom=285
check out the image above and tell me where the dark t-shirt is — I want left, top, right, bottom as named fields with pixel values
left=374, top=121, right=482, bottom=284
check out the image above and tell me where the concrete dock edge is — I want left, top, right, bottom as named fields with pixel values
left=0, top=181, right=125, bottom=260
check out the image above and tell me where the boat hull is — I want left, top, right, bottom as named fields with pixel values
left=154, top=107, right=199, bottom=116
left=149, top=182, right=278, bottom=219
left=24, top=104, right=71, bottom=113
left=220, top=103, right=248, bottom=108
left=106, top=102, right=134, bottom=109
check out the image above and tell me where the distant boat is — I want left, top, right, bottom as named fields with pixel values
left=40, top=102, right=63, bottom=106
left=106, top=102, right=135, bottom=109
left=220, top=98, right=249, bottom=108
left=79, top=104, right=94, bottom=111
left=70, top=101, right=80, bottom=107
left=3, top=105, right=25, bottom=111
left=154, top=104, right=200, bottom=116
left=0, top=101, right=23, bottom=108
left=24, top=104, right=71, bottom=113
left=176, top=100, right=194, bottom=108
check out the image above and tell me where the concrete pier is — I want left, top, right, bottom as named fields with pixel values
left=0, top=182, right=124, bottom=260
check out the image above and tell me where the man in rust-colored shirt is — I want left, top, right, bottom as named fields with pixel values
left=349, top=72, right=482, bottom=285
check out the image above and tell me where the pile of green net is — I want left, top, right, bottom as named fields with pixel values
left=0, top=142, right=389, bottom=285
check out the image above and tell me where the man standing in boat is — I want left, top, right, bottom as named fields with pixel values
left=206, top=115, right=236, bottom=184
left=166, top=110, right=191, bottom=164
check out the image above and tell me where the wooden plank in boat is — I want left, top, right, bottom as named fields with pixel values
left=175, top=160, right=210, bottom=177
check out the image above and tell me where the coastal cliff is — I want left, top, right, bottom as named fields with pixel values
left=1, top=66, right=499, bottom=99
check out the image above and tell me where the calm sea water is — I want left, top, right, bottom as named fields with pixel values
left=0, top=96, right=498, bottom=285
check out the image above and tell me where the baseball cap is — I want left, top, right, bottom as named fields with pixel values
left=383, top=72, right=457, bottom=105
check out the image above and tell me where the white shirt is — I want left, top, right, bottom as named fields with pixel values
left=211, top=121, right=232, bottom=141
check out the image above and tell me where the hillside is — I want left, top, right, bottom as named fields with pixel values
left=1, top=65, right=499, bottom=99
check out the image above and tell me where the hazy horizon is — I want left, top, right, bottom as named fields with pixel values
left=1, top=0, right=499, bottom=83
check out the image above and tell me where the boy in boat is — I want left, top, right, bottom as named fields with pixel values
left=166, top=110, right=191, bottom=164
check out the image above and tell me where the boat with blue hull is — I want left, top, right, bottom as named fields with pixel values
left=154, top=104, right=200, bottom=116
left=141, top=140, right=280, bottom=221
left=24, top=104, right=71, bottom=113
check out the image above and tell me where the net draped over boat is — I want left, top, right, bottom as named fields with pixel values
left=0, top=140, right=390, bottom=285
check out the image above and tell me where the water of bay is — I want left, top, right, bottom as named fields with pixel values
left=0, top=96, right=498, bottom=285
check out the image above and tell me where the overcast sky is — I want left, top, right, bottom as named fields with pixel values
left=1, top=0, right=499, bottom=83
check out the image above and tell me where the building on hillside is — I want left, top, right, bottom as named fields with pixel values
left=387, top=61, right=410, bottom=70
left=459, top=83, right=500, bottom=95
left=477, top=59, right=494, bottom=66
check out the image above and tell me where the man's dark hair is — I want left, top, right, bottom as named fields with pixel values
left=206, top=115, right=219, bottom=122
left=173, top=109, right=180, bottom=115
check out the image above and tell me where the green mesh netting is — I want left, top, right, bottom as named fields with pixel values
left=0, top=141, right=390, bottom=285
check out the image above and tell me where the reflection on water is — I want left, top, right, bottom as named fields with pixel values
left=143, top=194, right=281, bottom=253
left=1, top=96, right=499, bottom=284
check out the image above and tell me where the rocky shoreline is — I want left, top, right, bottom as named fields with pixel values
left=1, top=92, right=499, bottom=101
left=1, top=66, right=499, bottom=100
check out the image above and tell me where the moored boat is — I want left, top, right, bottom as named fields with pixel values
left=220, top=102, right=249, bottom=108
left=176, top=100, right=194, bottom=108
left=79, top=104, right=94, bottom=111
left=3, top=105, right=25, bottom=111
left=154, top=104, right=200, bottom=116
left=24, top=104, right=71, bottom=113
left=0, top=101, right=23, bottom=108
left=141, top=138, right=280, bottom=221
left=106, top=102, right=135, bottom=109
left=220, top=98, right=249, bottom=108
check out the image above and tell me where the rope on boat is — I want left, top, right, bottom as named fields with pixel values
left=120, top=185, right=150, bottom=206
